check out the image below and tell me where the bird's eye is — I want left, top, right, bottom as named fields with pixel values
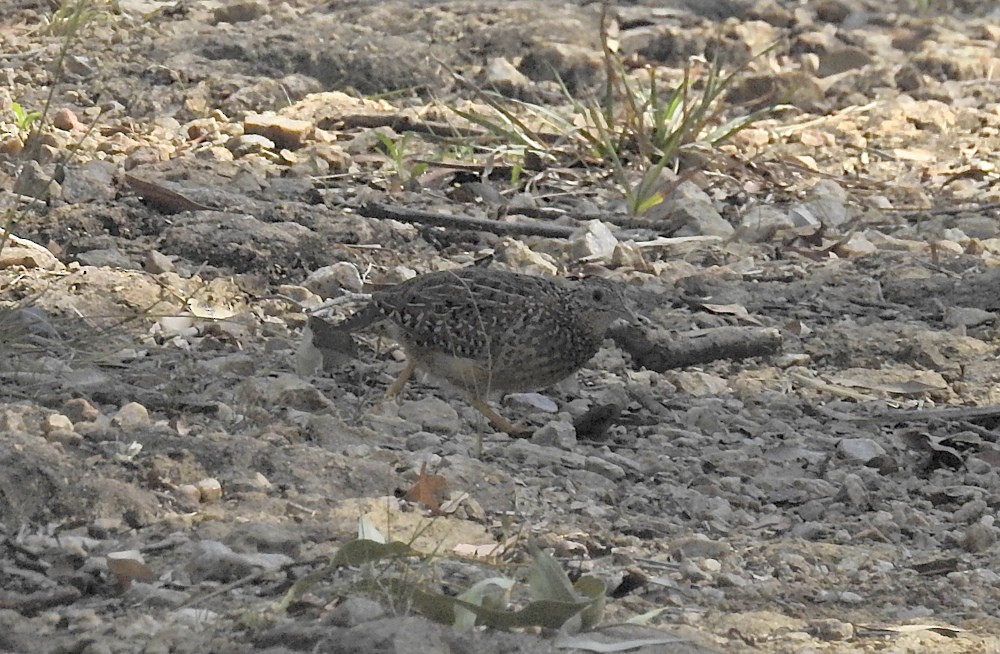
left=591, top=288, right=605, bottom=302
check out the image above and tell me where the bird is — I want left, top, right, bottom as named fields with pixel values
left=310, top=267, right=631, bottom=433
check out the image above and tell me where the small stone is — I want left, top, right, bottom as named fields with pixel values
left=668, top=536, right=732, bottom=560
left=809, top=618, right=855, bottom=641
left=655, top=181, right=733, bottom=237
left=81, top=641, right=113, bottom=654
left=701, top=558, right=722, bottom=573
left=738, top=205, right=794, bottom=242
left=397, top=397, right=460, bottom=435
left=484, top=57, right=532, bottom=91
left=45, top=428, right=82, bottom=446
left=406, top=431, right=443, bottom=450
left=52, top=107, right=85, bottom=131
left=244, top=112, right=313, bottom=150
left=113, top=402, right=150, bottom=429
left=717, top=573, right=749, bottom=588
left=836, top=438, right=885, bottom=462
left=679, top=560, right=710, bottom=581
left=327, top=597, right=386, bottom=627
left=61, top=160, right=118, bottom=204
left=11, top=160, right=56, bottom=200
left=303, top=262, right=364, bottom=297
left=584, top=456, right=626, bottom=481
left=944, top=307, right=995, bottom=329
left=44, top=413, right=74, bottom=434
left=176, top=485, right=201, bottom=509
left=257, top=374, right=335, bottom=411
left=62, top=397, right=99, bottom=422
left=518, top=42, right=603, bottom=92
left=195, top=478, right=223, bottom=502
left=226, top=133, right=274, bottom=157
left=531, top=421, right=577, bottom=449
left=187, top=540, right=293, bottom=583
left=144, top=250, right=175, bottom=274
left=962, top=520, right=997, bottom=553
left=0, top=234, right=62, bottom=270
left=837, top=473, right=869, bottom=508
left=75, top=248, right=137, bottom=269
left=568, top=220, right=619, bottom=262
left=838, top=591, right=864, bottom=604
left=213, top=0, right=268, bottom=23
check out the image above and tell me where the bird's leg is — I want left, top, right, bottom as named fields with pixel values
left=468, top=395, right=533, bottom=435
left=385, top=358, right=417, bottom=399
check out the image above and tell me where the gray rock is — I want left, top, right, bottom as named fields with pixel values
left=75, top=248, right=138, bottom=269
left=12, top=160, right=56, bottom=200
left=227, top=133, right=275, bottom=157
left=397, top=397, right=460, bottom=434
left=809, top=618, right=855, bottom=641
left=112, top=402, right=150, bottom=429
left=326, top=597, right=386, bottom=627
left=484, top=57, right=532, bottom=90
left=253, top=374, right=335, bottom=411
left=667, top=535, right=732, bottom=560
left=225, top=522, right=303, bottom=558
left=738, top=205, right=795, bottom=241
left=836, top=473, right=869, bottom=508
left=144, top=250, right=175, bottom=274
left=584, top=455, right=626, bottom=481
left=406, top=431, right=444, bottom=450
left=519, top=42, right=603, bottom=92
left=531, top=420, right=577, bottom=449
left=187, top=540, right=293, bottom=583
left=836, top=438, right=885, bottom=462
left=657, top=182, right=733, bottom=237
left=61, top=160, right=118, bottom=203
left=962, top=519, right=997, bottom=553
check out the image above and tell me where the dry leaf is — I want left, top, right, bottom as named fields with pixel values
left=107, top=551, right=156, bottom=590
left=404, top=462, right=449, bottom=513
left=701, top=303, right=762, bottom=325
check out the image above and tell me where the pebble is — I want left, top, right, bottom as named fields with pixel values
left=195, top=478, right=223, bottom=502
left=836, top=473, right=869, bottom=508
left=961, top=520, right=997, bottom=553
left=397, top=397, right=460, bottom=434
left=62, top=397, right=100, bottom=422
left=531, top=421, right=577, bottom=449
left=836, top=438, right=885, bottom=462
left=112, top=402, right=150, bottom=429
left=44, top=412, right=73, bottom=433
left=584, top=456, right=626, bottom=481
left=187, top=540, right=293, bottom=583
left=303, top=262, right=364, bottom=297
left=568, top=220, right=618, bottom=262
left=405, top=431, right=443, bottom=450
left=327, top=597, right=386, bottom=627
left=808, top=618, right=855, bottom=641
left=679, top=560, right=710, bottom=582
left=668, top=536, right=732, bottom=560
left=226, top=133, right=274, bottom=157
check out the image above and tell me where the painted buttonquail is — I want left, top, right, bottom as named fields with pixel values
left=311, top=267, right=630, bottom=433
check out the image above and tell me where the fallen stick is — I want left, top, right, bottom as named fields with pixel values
left=358, top=202, right=578, bottom=238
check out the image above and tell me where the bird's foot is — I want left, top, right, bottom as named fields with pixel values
left=468, top=396, right=534, bottom=436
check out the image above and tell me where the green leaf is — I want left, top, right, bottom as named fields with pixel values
left=332, top=539, right=416, bottom=566
left=527, top=542, right=579, bottom=603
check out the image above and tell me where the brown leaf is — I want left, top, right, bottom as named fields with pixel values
left=701, top=303, right=762, bottom=326
left=107, top=553, right=156, bottom=591
left=404, top=463, right=449, bottom=513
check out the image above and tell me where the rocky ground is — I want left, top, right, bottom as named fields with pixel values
left=2, top=0, right=1000, bottom=653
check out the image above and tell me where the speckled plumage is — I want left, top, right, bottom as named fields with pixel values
left=338, top=267, right=629, bottom=430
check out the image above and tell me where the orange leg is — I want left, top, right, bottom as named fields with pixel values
left=385, top=358, right=417, bottom=399
left=468, top=395, right=533, bottom=435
